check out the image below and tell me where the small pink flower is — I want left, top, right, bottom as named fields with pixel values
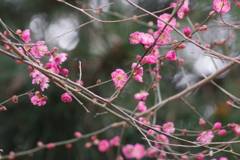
left=183, top=27, right=191, bottom=36
left=131, top=63, right=143, bottom=82
left=74, top=131, right=82, bottom=138
left=49, top=53, right=68, bottom=64
left=195, top=153, right=204, bottom=160
left=147, top=125, right=161, bottom=135
left=61, top=93, right=72, bottom=103
left=61, top=68, right=69, bottom=76
left=213, top=122, right=222, bottom=130
left=196, top=131, right=214, bottom=144
left=134, top=91, right=149, bottom=101
left=129, top=32, right=142, bottom=44
left=219, top=157, right=228, bottom=160
left=146, top=148, right=158, bottom=158
left=132, top=143, right=145, bottom=160
left=30, top=69, right=50, bottom=91
left=31, top=41, right=48, bottom=58
left=98, top=140, right=110, bottom=152
left=157, top=13, right=176, bottom=31
left=122, top=144, right=135, bottom=159
left=109, top=136, right=120, bottom=147
left=137, top=101, right=147, bottom=112
left=111, top=69, right=128, bottom=88
left=233, top=124, right=240, bottom=136
left=139, top=33, right=154, bottom=45
left=218, top=129, right=227, bottom=136
left=154, top=30, right=171, bottom=46
left=155, top=134, right=169, bottom=148
left=199, top=118, right=206, bottom=126
left=162, top=122, right=175, bottom=134
left=141, top=54, right=158, bottom=64
left=213, top=0, right=231, bottom=14
left=76, top=80, right=84, bottom=85
left=31, top=95, right=46, bottom=106
left=46, top=143, right=56, bottom=149
left=22, top=29, right=31, bottom=43
left=177, top=0, right=190, bottom=19
left=165, top=50, right=177, bottom=61
left=138, top=117, right=151, bottom=129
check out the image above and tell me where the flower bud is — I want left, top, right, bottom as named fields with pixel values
left=46, top=143, right=56, bottom=149
left=12, top=95, right=18, bottom=103
left=183, top=27, right=191, bottom=36
left=199, top=118, right=206, bottom=126
left=218, top=129, right=227, bottom=136
left=74, top=131, right=82, bottom=138
left=213, top=122, right=222, bottom=130
left=65, top=143, right=72, bottom=149
left=61, top=68, right=69, bottom=76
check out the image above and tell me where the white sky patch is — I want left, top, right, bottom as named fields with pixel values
left=44, top=13, right=80, bottom=51
left=30, top=14, right=48, bottom=40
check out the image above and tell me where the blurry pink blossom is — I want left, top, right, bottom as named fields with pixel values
left=165, top=50, right=177, bottom=61
left=196, top=131, right=214, bottom=144
left=162, top=122, right=175, bottom=134
left=157, top=13, right=176, bottom=31
left=137, top=101, right=147, bottom=112
left=213, top=0, right=231, bottom=14
left=49, top=53, right=68, bottom=64
left=147, top=125, right=161, bottom=135
left=154, top=30, right=171, bottom=45
left=98, top=140, right=110, bottom=152
left=61, top=93, right=72, bottom=103
left=22, top=29, right=31, bottom=43
left=134, top=91, right=149, bottom=101
left=109, top=136, right=120, bottom=147
left=131, top=63, right=143, bottom=82
left=129, top=31, right=142, bottom=44
left=31, top=41, right=48, bottom=58
left=155, top=134, right=169, bottom=148
left=111, top=69, right=128, bottom=88
left=141, top=54, right=158, bottom=64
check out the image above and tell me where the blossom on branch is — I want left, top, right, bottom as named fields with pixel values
left=31, top=41, right=48, bottom=58
left=134, top=90, right=149, bottom=101
left=196, top=131, right=214, bottom=144
left=111, top=69, right=127, bottom=88
left=21, top=29, right=31, bottom=43
left=157, top=13, right=176, bottom=31
left=98, top=140, right=110, bottom=152
left=213, top=0, right=231, bottom=14
left=162, top=122, right=175, bottom=134
left=61, top=93, right=72, bottom=103
left=131, top=63, right=143, bottom=82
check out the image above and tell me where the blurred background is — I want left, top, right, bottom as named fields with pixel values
left=0, top=0, right=240, bottom=159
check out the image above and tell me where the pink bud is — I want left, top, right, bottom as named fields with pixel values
left=45, top=63, right=52, bottom=69
left=165, top=50, right=177, bottom=61
left=65, top=143, right=72, bottom=149
left=74, top=131, right=82, bottom=138
left=181, top=155, right=189, bottom=160
left=27, top=66, right=33, bottom=71
left=218, top=129, right=227, bottom=136
left=136, top=55, right=141, bottom=60
left=98, top=140, right=110, bottom=152
left=45, top=51, right=51, bottom=56
left=61, top=68, right=69, bottom=76
left=205, top=44, right=211, bottom=49
left=213, top=122, right=222, bottom=130
left=226, top=100, right=233, bottom=106
left=183, top=27, right=191, bottom=36
left=46, top=143, right=56, bottom=149
left=236, top=2, right=240, bottom=8
left=61, top=93, right=72, bottom=103
left=160, top=152, right=166, bottom=158
left=15, top=60, right=22, bottom=64
left=194, top=23, right=200, bottom=29
left=199, top=118, right=206, bottom=126
left=209, top=11, right=216, bottom=18
left=37, top=141, right=43, bottom=147
left=195, top=153, right=204, bottom=160
left=76, top=80, right=83, bottom=85
left=52, top=47, right=58, bottom=52
left=179, top=59, right=184, bottom=66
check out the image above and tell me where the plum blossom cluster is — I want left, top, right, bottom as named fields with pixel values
left=6, top=29, right=71, bottom=106
left=97, top=136, right=120, bottom=152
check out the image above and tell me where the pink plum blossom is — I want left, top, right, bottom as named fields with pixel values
left=176, top=0, right=190, bottom=19
left=183, top=27, right=191, bottom=36
left=233, top=124, right=240, bottom=136
left=122, top=144, right=135, bottom=159
left=98, top=140, right=110, bottom=152
left=146, top=148, right=158, bottom=158
left=155, top=134, right=169, bottom=148
left=111, top=69, right=128, bottom=88
left=137, top=101, right=147, bottom=112
left=141, top=54, right=158, bottom=64
left=138, top=117, right=151, bottom=129
left=196, top=131, right=214, bottom=144
left=162, top=122, right=175, bottom=134
left=129, top=31, right=142, bottom=44
left=195, top=153, right=204, bottom=160
left=219, top=157, right=228, bottom=160
left=134, top=91, right=149, bottom=101
left=139, top=33, right=154, bottom=45
left=213, top=0, right=231, bottom=14
left=22, top=29, right=31, bottom=43
left=165, top=50, right=177, bottom=61
left=30, top=41, right=48, bottom=58
left=154, top=30, right=171, bottom=46
left=132, top=143, right=145, bottom=160
left=213, top=122, right=222, bottom=130
left=49, top=53, right=68, bottom=65
left=157, top=13, right=176, bottom=31
left=147, top=125, right=161, bottom=135
left=109, top=136, right=120, bottom=147
left=30, top=69, right=49, bottom=91
left=31, top=93, right=47, bottom=106
left=131, top=63, right=143, bottom=82
left=61, top=93, right=72, bottom=103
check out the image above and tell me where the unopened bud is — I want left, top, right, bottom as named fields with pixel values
left=46, top=143, right=56, bottom=149
left=0, top=105, right=7, bottom=111
left=4, top=30, right=10, bottom=37
left=74, top=131, right=82, bottom=138
left=147, top=21, right=154, bottom=27
left=85, top=142, right=92, bottom=148
left=65, top=143, right=72, bottom=149
left=132, top=15, right=138, bottom=21
left=199, top=118, right=206, bottom=126
left=37, top=141, right=43, bottom=147
left=16, top=29, right=22, bottom=35
left=179, top=59, right=184, bottom=66
left=12, top=95, right=18, bottom=103
left=209, top=11, right=216, bottom=18
left=97, top=79, right=101, bottom=84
